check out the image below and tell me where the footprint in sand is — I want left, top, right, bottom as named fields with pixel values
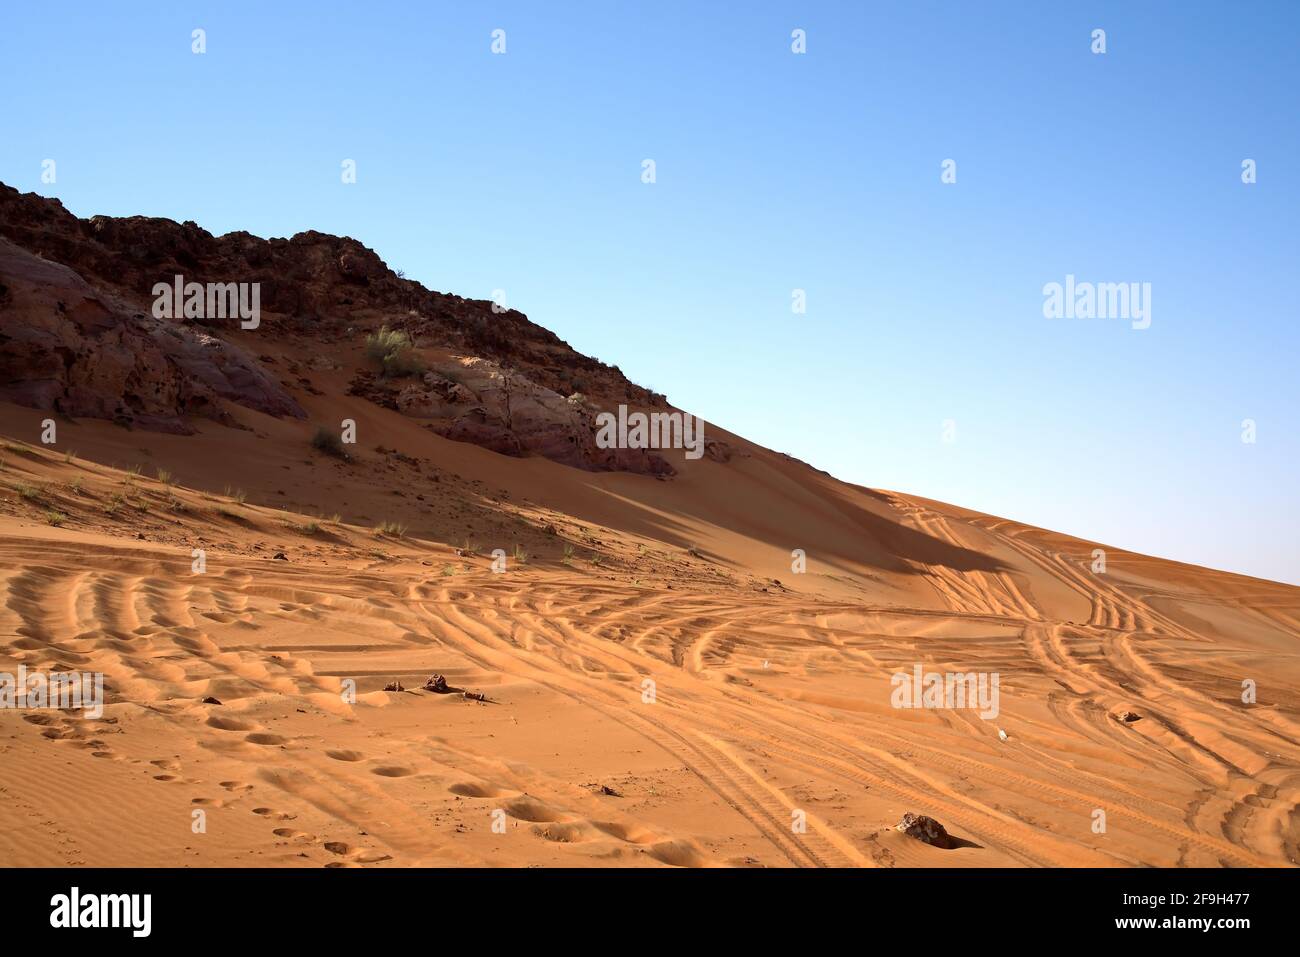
left=219, top=781, right=254, bottom=792
left=245, top=732, right=287, bottom=746
left=645, top=840, right=709, bottom=868
left=206, top=715, right=258, bottom=732
left=272, top=827, right=316, bottom=844
left=370, top=765, right=416, bottom=778
left=78, top=737, right=124, bottom=760
left=252, top=807, right=296, bottom=821
left=448, top=781, right=506, bottom=799
left=325, top=749, right=364, bottom=762
left=531, top=822, right=587, bottom=844
left=502, top=797, right=567, bottom=824
left=319, top=841, right=392, bottom=865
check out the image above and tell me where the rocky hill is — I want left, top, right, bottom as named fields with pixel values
left=0, top=183, right=676, bottom=470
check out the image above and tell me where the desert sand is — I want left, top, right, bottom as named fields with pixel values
left=1, top=185, right=1297, bottom=868
left=1, top=405, right=1298, bottom=868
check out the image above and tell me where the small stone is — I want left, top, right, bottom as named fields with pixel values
left=894, top=812, right=954, bottom=849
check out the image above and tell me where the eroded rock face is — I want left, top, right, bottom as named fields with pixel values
left=0, top=182, right=696, bottom=471
left=0, top=183, right=658, bottom=404
left=396, top=358, right=675, bottom=475
left=394, top=372, right=476, bottom=418
left=0, top=237, right=304, bottom=432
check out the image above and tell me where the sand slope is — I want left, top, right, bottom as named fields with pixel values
left=1, top=402, right=1298, bottom=868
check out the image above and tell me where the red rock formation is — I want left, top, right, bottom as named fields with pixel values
left=396, top=358, right=674, bottom=475
left=0, top=182, right=687, bottom=470
left=0, top=237, right=302, bottom=432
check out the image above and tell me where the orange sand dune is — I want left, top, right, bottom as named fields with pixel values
left=1, top=398, right=1298, bottom=868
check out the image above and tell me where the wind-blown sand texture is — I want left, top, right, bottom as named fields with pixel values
left=2, top=402, right=1297, bottom=868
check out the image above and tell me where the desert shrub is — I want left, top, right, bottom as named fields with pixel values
left=381, top=349, right=424, bottom=378
left=16, top=482, right=44, bottom=502
left=311, top=426, right=348, bottom=458
left=364, top=325, right=408, bottom=361
left=365, top=325, right=423, bottom=379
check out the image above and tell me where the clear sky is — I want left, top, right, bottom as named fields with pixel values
left=2, top=1, right=1296, bottom=584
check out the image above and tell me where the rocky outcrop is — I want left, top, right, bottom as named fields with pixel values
left=0, top=182, right=697, bottom=469
left=0, top=183, right=665, bottom=407
left=0, top=237, right=303, bottom=432
left=394, top=358, right=674, bottom=475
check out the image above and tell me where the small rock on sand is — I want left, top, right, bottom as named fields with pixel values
left=894, top=811, right=954, bottom=849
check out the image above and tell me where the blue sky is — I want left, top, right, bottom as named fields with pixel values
left=2, top=1, right=1296, bottom=584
